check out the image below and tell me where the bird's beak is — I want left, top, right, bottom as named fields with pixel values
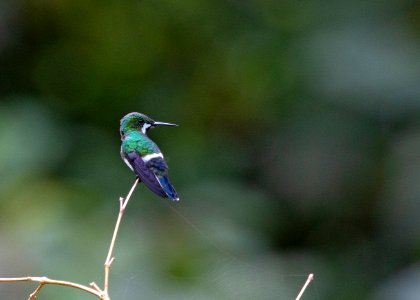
left=153, top=121, right=178, bottom=127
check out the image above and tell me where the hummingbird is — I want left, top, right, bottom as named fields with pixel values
left=120, top=112, right=179, bottom=201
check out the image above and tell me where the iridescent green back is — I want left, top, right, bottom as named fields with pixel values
left=122, top=131, right=161, bottom=156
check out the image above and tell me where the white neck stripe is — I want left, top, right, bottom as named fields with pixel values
left=142, top=153, right=163, bottom=162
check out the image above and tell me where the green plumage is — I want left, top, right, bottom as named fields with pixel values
left=122, top=131, right=160, bottom=156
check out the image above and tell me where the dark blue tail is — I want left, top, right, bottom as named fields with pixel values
left=157, top=175, right=179, bottom=201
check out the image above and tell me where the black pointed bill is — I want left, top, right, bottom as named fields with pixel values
left=153, top=121, right=178, bottom=127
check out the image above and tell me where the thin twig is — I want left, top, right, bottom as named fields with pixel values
left=295, top=273, right=314, bottom=300
left=90, top=281, right=102, bottom=293
left=103, top=178, right=139, bottom=298
left=0, top=277, right=101, bottom=298
left=28, top=283, right=44, bottom=300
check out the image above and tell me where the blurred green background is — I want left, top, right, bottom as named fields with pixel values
left=1, top=0, right=420, bottom=299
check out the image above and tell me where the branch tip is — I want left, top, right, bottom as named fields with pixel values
left=308, top=273, right=314, bottom=281
left=295, top=273, right=315, bottom=300
left=90, top=281, right=102, bottom=293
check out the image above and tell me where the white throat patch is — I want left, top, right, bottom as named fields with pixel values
left=141, top=123, right=151, bottom=134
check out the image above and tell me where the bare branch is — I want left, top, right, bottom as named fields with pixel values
left=90, top=282, right=102, bottom=293
left=28, top=283, right=44, bottom=300
left=0, top=277, right=101, bottom=298
left=295, top=273, right=314, bottom=300
left=103, top=178, right=139, bottom=298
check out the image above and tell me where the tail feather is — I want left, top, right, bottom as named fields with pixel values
left=157, top=175, right=179, bottom=201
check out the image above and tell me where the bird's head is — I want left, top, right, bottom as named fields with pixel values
left=120, top=112, right=178, bottom=137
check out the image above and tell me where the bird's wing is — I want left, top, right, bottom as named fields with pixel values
left=147, top=157, right=179, bottom=201
left=126, top=152, right=167, bottom=198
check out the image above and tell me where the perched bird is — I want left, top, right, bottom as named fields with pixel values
left=120, top=112, right=179, bottom=201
